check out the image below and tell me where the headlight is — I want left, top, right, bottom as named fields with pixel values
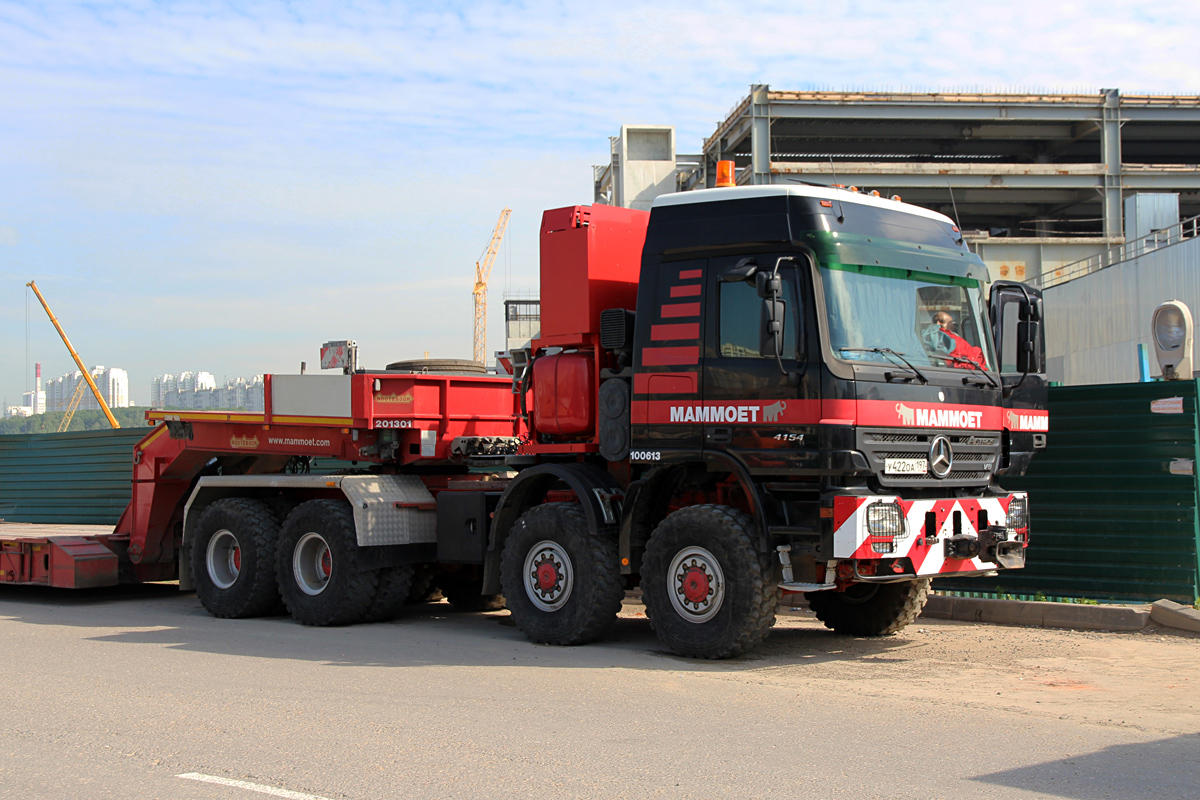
left=1006, top=497, right=1029, bottom=531
left=866, top=501, right=906, bottom=554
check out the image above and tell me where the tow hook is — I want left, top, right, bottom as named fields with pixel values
left=943, top=534, right=982, bottom=560
left=945, top=526, right=1025, bottom=568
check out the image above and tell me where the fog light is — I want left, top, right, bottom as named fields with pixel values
left=1006, top=496, right=1029, bottom=532
left=867, top=501, right=906, bottom=554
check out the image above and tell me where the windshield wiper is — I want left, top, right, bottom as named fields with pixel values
left=839, top=347, right=929, bottom=385
left=944, top=355, right=1000, bottom=388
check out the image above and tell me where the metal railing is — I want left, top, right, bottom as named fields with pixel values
left=1033, top=214, right=1200, bottom=289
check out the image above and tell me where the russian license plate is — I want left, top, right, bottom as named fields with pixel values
left=885, top=458, right=928, bottom=475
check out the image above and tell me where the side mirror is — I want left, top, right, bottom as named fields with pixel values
left=756, top=271, right=781, bottom=299
left=760, top=299, right=786, bottom=358
left=1016, top=319, right=1042, bottom=374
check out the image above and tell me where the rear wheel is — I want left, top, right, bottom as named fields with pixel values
left=806, top=579, right=931, bottom=636
left=277, top=500, right=379, bottom=626
left=641, top=505, right=778, bottom=659
left=361, top=564, right=417, bottom=623
left=191, top=498, right=282, bottom=619
left=500, top=503, right=625, bottom=646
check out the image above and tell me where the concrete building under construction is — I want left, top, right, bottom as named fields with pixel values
left=596, top=86, right=1200, bottom=284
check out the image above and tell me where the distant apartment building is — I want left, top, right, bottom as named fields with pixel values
left=151, top=372, right=264, bottom=412
left=45, top=366, right=130, bottom=412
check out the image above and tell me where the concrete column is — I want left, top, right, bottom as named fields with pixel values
left=750, top=84, right=771, bottom=185
left=1101, top=89, right=1123, bottom=238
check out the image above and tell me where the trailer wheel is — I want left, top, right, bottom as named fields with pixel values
left=277, top=500, right=379, bottom=626
left=641, top=505, right=778, bottom=659
left=361, top=564, right=416, bottom=623
left=191, top=498, right=282, bottom=619
left=439, top=572, right=505, bottom=611
left=805, top=579, right=931, bottom=636
left=500, top=503, right=625, bottom=646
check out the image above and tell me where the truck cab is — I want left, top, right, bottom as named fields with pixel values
left=497, top=184, right=1046, bottom=658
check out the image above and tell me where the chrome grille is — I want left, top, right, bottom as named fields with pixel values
left=858, top=426, right=1000, bottom=488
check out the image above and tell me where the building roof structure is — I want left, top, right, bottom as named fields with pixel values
left=693, top=87, right=1200, bottom=240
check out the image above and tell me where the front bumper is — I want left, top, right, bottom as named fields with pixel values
left=831, top=493, right=1028, bottom=577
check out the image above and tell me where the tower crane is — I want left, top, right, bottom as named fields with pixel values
left=26, top=280, right=120, bottom=430
left=472, top=208, right=512, bottom=365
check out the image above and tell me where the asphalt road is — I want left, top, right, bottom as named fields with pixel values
left=0, top=584, right=1196, bottom=800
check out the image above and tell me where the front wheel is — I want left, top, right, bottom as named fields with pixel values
left=805, top=579, right=931, bottom=636
left=641, top=505, right=778, bottom=659
left=500, top=503, right=625, bottom=645
left=277, top=500, right=379, bottom=626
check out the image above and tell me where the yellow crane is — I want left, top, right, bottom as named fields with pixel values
left=58, top=381, right=87, bottom=432
left=473, top=208, right=512, bottom=364
left=26, top=280, right=120, bottom=430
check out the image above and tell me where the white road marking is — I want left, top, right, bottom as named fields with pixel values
left=177, top=773, right=335, bottom=800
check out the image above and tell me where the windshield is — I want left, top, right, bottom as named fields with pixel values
left=820, top=264, right=996, bottom=371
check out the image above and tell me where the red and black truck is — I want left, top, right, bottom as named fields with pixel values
left=0, top=183, right=1046, bottom=659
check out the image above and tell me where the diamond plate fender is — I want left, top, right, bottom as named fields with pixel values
left=339, top=474, right=437, bottom=546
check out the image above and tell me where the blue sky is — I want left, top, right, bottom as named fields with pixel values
left=2, top=0, right=1198, bottom=406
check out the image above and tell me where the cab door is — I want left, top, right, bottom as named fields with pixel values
left=990, top=281, right=1048, bottom=476
left=701, top=252, right=820, bottom=474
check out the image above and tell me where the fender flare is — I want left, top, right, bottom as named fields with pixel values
left=481, top=462, right=623, bottom=594
left=617, top=453, right=770, bottom=574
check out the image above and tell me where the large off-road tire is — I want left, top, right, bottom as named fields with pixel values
left=276, top=500, right=379, bottom=626
left=500, top=503, right=625, bottom=646
left=191, top=498, right=282, bottom=619
left=641, top=505, right=778, bottom=659
left=361, top=564, right=417, bottom=623
left=439, top=571, right=506, bottom=611
left=805, top=579, right=931, bottom=636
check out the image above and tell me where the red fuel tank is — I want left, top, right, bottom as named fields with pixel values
left=532, top=352, right=594, bottom=437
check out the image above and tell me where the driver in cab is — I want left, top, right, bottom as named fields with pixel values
left=926, top=311, right=986, bottom=369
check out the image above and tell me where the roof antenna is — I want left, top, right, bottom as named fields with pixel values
left=947, top=181, right=964, bottom=244
left=829, top=157, right=845, bottom=223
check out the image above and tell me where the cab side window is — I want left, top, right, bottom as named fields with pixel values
left=718, top=270, right=800, bottom=359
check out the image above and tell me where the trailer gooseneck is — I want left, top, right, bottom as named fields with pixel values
left=0, top=184, right=1047, bottom=659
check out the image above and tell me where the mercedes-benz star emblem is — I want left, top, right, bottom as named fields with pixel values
left=929, top=435, right=953, bottom=478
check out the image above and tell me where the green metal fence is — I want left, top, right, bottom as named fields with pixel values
left=0, top=429, right=365, bottom=526
left=936, top=380, right=1200, bottom=604
left=0, top=428, right=148, bottom=525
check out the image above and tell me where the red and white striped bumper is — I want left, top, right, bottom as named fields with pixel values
left=831, top=493, right=1028, bottom=576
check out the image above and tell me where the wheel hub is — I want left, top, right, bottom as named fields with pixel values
left=294, top=532, right=333, bottom=596
left=523, top=540, right=574, bottom=612
left=681, top=567, right=711, bottom=604
left=206, top=529, right=242, bottom=590
left=667, top=546, right=726, bottom=624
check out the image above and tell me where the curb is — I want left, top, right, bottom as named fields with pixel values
left=1150, top=599, right=1200, bottom=633
left=921, top=595, right=1150, bottom=632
